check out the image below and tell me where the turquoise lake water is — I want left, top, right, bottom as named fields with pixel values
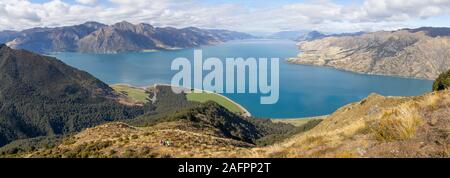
left=52, top=39, right=433, bottom=118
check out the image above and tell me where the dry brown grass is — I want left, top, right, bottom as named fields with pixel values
left=27, top=122, right=255, bottom=158
left=369, top=105, right=423, bottom=142
left=21, top=91, right=450, bottom=158
left=253, top=91, right=450, bottom=158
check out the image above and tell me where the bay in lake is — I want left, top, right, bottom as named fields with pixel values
left=52, top=39, right=433, bottom=118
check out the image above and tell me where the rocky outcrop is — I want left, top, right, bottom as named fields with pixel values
left=288, top=28, right=450, bottom=80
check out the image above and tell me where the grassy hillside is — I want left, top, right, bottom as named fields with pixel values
left=22, top=122, right=255, bottom=158
left=260, top=91, right=450, bottom=158
left=6, top=90, right=449, bottom=158
left=11, top=102, right=298, bottom=158
left=186, top=93, right=244, bottom=114
left=111, top=84, right=149, bottom=104
left=110, top=84, right=247, bottom=115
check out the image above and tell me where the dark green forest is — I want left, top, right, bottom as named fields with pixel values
left=0, top=44, right=147, bottom=147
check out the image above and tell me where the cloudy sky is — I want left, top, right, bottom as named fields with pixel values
left=1, top=0, right=449, bottom=34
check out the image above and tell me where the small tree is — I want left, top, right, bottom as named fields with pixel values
left=433, top=69, right=450, bottom=91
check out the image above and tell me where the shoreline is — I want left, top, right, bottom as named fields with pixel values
left=286, top=58, right=435, bottom=81
left=213, top=93, right=252, bottom=118
left=116, top=83, right=252, bottom=117
left=111, top=83, right=361, bottom=120
left=271, top=115, right=329, bottom=120
left=158, top=84, right=253, bottom=117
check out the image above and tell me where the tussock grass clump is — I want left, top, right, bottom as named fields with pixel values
left=423, top=92, right=442, bottom=111
left=370, top=106, right=423, bottom=142
left=268, top=149, right=296, bottom=158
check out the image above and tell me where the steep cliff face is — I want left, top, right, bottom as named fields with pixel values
left=288, top=28, right=450, bottom=80
left=77, top=22, right=159, bottom=53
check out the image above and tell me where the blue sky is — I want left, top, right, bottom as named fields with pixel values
left=2, top=0, right=450, bottom=33
left=29, top=0, right=364, bottom=9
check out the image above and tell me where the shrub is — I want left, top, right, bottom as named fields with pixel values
left=433, top=69, right=450, bottom=91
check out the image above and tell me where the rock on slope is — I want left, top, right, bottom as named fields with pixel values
left=288, top=28, right=450, bottom=80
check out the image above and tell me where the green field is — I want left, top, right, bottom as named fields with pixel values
left=186, top=93, right=243, bottom=114
left=111, top=85, right=149, bottom=103
left=111, top=85, right=245, bottom=114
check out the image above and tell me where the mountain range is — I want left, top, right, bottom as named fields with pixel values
left=288, top=27, right=450, bottom=80
left=0, top=21, right=255, bottom=54
left=0, top=45, right=448, bottom=158
left=269, top=30, right=365, bottom=42
left=268, top=30, right=310, bottom=40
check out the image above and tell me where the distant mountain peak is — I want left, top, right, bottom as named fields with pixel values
left=296, top=31, right=327, bottom=42
left=137, top=23, right=154, bottom=28
left=0, top=44, right=7, bottom=49
left=404, top=27, right=450, bottom=37
left=183, top=27, right=202, bottom=31
left=113, top=21, right=134, bottom=26
left=81, top=21, right=106, bottom=28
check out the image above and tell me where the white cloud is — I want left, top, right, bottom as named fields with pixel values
left=347, top=0, right=450, bottom=22
left=0, top=0, right=449, bottom=33
left=76, top=0, right=97, bottom=5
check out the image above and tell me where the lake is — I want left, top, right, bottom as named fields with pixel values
left=52, top=39, right=433, bottom=118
